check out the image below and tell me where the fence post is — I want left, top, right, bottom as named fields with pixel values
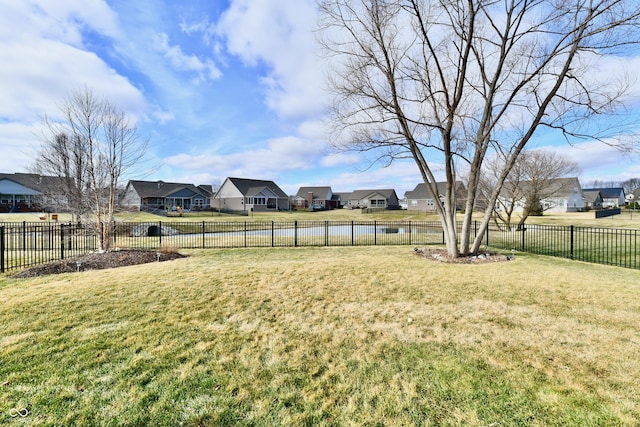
left=294, top=221, right=298, bottom=247
left=351, top=221, right=354, bottom=246
left=485, top=224, right=489, bottom=247
left=570, top=225, right=574, bottom=260
left=325, top=221, right=329, bottom=247
left=374, top=220, right=377, bottom=246
left=271, top=221, right=274, bottom=247
left=159, top=221, right=163, bottom=248
left=22, top=221, right=26, bottom=252
left=111, top=221, right=116, bottom=248
left=521, top=224, right=526, bottom=252
left=1, top=226, right=5, bottom=273
left=202, top=221, right=206, bottom=248
left=60, top=223, right=65, bottom=260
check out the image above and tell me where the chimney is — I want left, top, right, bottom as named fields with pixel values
left=307, top=192, right=314, bottom=208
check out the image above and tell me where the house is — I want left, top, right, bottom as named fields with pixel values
left=502, top=177, right=584, bottom=213
left=404, top=181, right=467, bottom=212
left=214, top=177, right=289, bottom=212
left=538, top=177, right=585, bottom=212
left=293, top=186, right=340, bottom=210
left=337, top=189, right=400, bottom=209
left=582, top=190, right=603, bottom=210
left=0, top=173, right=67, bottom=212
left=631, top=188, right=640, bottom=207
left=120, top=180, right=213, bottom=212
left=582, top=187, right=626, bottom=208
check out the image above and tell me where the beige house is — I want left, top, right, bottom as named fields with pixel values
left=214, top=177, right=289, bottom=213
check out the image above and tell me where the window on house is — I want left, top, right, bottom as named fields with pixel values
left=426, top=199, right=434, bottom=206
left=411, top=200, right=417, bottom=206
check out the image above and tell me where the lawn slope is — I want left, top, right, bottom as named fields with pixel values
left=1, top=246, right=640, bottom=426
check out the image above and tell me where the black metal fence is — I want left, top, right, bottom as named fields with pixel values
left=2, top=220, right=639, bottom=273
left=0, top=222, right=98, bottom=273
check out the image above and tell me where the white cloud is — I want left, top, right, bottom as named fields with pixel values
left=0, top=0, right=120, bottom=45
left=0, top=0, right=149, bottom=174
left=0, top=122, right=41, bottom=172
left=0, top=1, right=144, bottom=123
left=153, top=32, right=222, bottom=82
left=164, top=135, right=326, bottom=178
left=215, top=0, right=329, bottom=120
left=324, top=160, right=423, bottom=194
left=320, top=152, right=360, bottom=168
left=151, top=109, right=176, bottom=124
left=538, top=140, right=640, bottom=183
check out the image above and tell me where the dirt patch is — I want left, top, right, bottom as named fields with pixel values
left=413, top=246, right=514, bottom=264
left=11, top=249, right=186, bottom=278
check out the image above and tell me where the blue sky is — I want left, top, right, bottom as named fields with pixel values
left=1, top=0, right=639, bottom=197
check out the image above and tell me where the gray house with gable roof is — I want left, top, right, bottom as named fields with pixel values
left=582, top=187, right=625, bottom=208
left=404, top=181, right=467, bottom=212
left=0, top=173, right=68, bottom=212
left=337, top=189, right=400, bottom=209
left=120, top=180, right=213, bottom=212
left=293, top=186, right=340, bottom=210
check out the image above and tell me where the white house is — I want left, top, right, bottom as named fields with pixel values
left=500, top=177, right=584, bottom=213
left=582, top=187, right=625, bottom=208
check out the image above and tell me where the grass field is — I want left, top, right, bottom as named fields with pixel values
left=2, top=208, right=639, bottom=228
left=2, top=246, right=640, bottom=426
left=0, top=208, right=440, bottom=225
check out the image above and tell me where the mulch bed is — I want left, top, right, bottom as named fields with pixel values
left=10, top=246, right=508, bottom=278
left=414, top=246, right=513, bottom=263
left=11, top=249, right=186, bottom=278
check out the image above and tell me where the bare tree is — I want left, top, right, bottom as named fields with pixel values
left=585, top=179, right=621, bottom=188
left=35, top=88, right=148, bottom=251
left=621, top=178, right=640, bottom=194
left=484, top=150, right=579, bottom=230
left=319, top=0, right=640, bottom=257
left=34, top=132, right=90, bottom=219
left=481, top=153, right=528, bottom=230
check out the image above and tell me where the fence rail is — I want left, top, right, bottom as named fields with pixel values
left=2, top=220, right=639, bottom=273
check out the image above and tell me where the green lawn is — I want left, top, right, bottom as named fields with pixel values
left=3, top=208, right=639, bottom=228
left=0, top=208, right=437, bottom=224
left=2, top=246, right=640, bottom=425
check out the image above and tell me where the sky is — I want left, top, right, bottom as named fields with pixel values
left=1, top=0, right=639, bottom=197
